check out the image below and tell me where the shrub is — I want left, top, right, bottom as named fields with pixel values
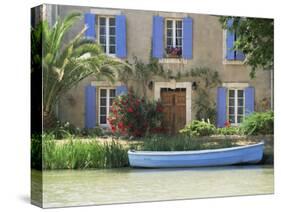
left=82, top=127, right=104, bottom=137
left=216, top=126, right=240, bottom=135
left=49, top=121, right=81, bottom=139
left=108, top=92, right=164, bottom=137
left=179, top=120, right=216, bottom=137
left=240, top=111, right=274, bottom=135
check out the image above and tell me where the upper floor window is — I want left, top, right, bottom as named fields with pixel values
left=165, top=19, right=183, bottom=58
left=225, top=19, right=245, bottom=62
left=228, top=89, right=244, bottom=125
left=98, top=17, right=116, bottom=55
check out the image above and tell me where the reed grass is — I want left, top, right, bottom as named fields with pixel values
left=31, top=133, right=239, bottom=170
left=41, top=134, right=129, bottom=170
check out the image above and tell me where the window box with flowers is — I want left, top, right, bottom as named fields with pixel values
left=165, top=47, right=182, bottom=58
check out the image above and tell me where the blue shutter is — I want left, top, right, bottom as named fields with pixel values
left=84, top=13, right=96, bottom=40
left=116, top=15, right=127, bottom=58
left=216, top=87, right=227, bottom=128
left=183, top=17, right=193, bottom=59
left=116, top=85, right=128, bottom=96
left=245, top=87, right=255, bottom=115
left=226, top=19, right=235, bottom=60
left=152, top=16, right=164, bottom=58
left=85, top=85, right=96, bottom=129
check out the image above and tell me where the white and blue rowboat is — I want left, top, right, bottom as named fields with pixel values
left=128, top=141, right=264, bottom=168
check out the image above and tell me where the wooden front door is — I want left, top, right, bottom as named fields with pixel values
left=161, top=88, right=186, bottom=134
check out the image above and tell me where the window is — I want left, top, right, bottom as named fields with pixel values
left=224, top=23, right=245, bottom=62
left=99, top=88, right=116, bottom=125
left=228, top=89, right=244, bottom=125
left=166, top=19, right=183, bottom=57
left=98, top=17, right=116, bottom=55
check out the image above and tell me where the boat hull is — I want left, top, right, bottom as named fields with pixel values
left=128, top=142, right=264, bottom=168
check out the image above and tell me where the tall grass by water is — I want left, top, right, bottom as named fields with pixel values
left=31, top=134, right=241, bottom=170
left=41, top=134, right=129, bottom=169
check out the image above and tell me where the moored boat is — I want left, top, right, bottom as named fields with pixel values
left=128, top=141, right=264, bottom=168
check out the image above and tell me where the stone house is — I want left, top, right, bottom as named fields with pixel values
left=35, top=4, right=273, bottom=133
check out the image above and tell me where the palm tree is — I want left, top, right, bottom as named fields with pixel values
left=31, top=12, right=130, bottom=128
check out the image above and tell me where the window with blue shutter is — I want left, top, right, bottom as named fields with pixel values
left=226, top=19, right=245, bottom=61
left=216, top=87, right=227, bottom=128
left=165, top=19, right=183, bottom=58
left=226, top=19, right=235, bottom=60
left=98, top=16, right=116, bottom=54
left=152, top=16, right=164, bottom=59
left=84, top=13, right=96, bottom=40
left=116, top=15, right=127, bottom=58
left=245, top=87, right=255, bottom=115
left=116, top=85, right=128, bottom=96
left=183, top=17, right=193, bottom=59
left=85, top=85, right=96, bottom=129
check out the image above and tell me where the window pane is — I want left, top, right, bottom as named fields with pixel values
left=237, top=116, right=244, bottom=123
left=109, top=45, right=116, bottom=54
left=229, top=107, right=235, bottom=115
left=110, top=36, right=116, bottom=45
left=100, top=89, right=106, bottom=97
left=109, top=27, right=116, bottom=35
left=229, top=98, right=234, bottom=106
left=229, top=90, right=235, bottom=98
left=176, top=38, right=182, bottom=46
left=100, top=27, right=106, bottom=36
left=110, top=89, right=116, bottom=97
left=167, top=29, right=172, bottom=37
left=176, top=29, right=182, bottom=37
left=229, top=115, right=235, bottom=124
left=238, top=99, right=244, bottom=106
left=99, top=17, right=106, bottom=26
left=238, top=90, right=244, bottom=98
left=100, top=116, right=106, bottom=124
left=109, top=18, right=115, bottom=26
left=176, top=20, right=182, bottom=28
left=238, top=107, right=244, bottom=115
left=167, top=20, right=172, bottom=28
left=167, top=37, right=172, bottom=46
left=100, top=107, right=106, bottom=115
left=99, top=36, right=106, bottom=45
left=99, top=27, right=106, bottom=35
left=100, top=98, right=106, bottom=106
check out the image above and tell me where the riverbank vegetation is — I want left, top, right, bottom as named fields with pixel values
left=42, top=134, right=128, bottom=169
left=31, top=133, right=273, bottom=170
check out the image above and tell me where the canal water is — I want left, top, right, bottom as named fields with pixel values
left=34, top=165, right=274, bottom=208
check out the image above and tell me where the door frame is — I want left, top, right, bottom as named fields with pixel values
left=154, top=81, right=192, bottom=125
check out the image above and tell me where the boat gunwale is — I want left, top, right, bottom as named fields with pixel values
left=128, top=141, right=264, bottom=156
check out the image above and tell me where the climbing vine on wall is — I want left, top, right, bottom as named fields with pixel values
left=176, top=67, right=221, bottom=124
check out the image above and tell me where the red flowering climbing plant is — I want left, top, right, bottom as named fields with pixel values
left=107, top=92, right=165, bottom=137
